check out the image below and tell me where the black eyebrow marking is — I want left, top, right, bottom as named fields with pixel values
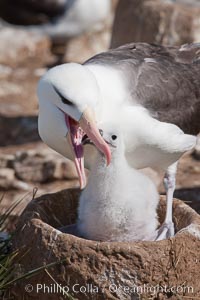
left=53, top=85, right=73, bottom=106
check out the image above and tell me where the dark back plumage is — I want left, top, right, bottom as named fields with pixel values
left=85, top=43, right=200, bottom=134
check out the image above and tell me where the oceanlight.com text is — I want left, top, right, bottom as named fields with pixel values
left=25, top=283, right=194, bottom=296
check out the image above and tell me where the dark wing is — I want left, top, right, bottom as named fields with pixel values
left=85, top=43, right=200, bottom=134
left=0, top=0, right=74, bottom=25
left=85, top=42, right=200, bottom=65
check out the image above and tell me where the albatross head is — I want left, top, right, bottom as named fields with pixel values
left=37, top=63, right=111, bottom=189
left=83, top=122, right=125, bottom=163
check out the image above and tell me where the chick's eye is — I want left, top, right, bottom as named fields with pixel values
left=111, top=135, right=117, bottom=140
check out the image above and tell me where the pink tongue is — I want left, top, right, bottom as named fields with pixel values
left=65, top=115, right=86, bottom=189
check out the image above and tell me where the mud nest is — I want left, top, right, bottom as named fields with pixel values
left=11, top=189, right=200, bottom=300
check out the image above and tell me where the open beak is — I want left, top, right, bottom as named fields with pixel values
left=65, top=107, right=111, bottom=189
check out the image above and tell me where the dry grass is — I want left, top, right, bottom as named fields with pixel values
left=0, top=189, right=74, bottom=300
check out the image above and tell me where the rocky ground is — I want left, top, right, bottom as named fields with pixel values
left=0, top=18, right=200, bottom=232
left=111, top=0, right=200, bottom=48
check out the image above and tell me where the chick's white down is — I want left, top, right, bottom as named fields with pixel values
left=77, top=125, right=159, bottom=242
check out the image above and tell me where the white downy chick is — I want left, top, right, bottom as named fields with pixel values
left=77, top=123, right=159, bottom=242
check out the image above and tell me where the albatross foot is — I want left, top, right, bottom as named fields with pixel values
left=155, top=222, right=174, bottom=241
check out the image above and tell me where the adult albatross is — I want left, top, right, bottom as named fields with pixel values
left=37, top=42, right=199, bottom=240
left=0, top=0, right=111, bottom=40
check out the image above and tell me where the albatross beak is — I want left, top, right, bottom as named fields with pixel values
left=65, top=107, right=111, bottom=190
left=80, top=107, right=111, bottom=165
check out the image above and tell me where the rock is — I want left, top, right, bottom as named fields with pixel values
left=33, top=68, right=47, bottom=77
left=14, top=151, right=55, bottom=183
left=54, top=159, right=79, bottom=181
left=0, top=81, right=23, bottom=97
left=192, top=134, right=200, bottom=160
left=192, top=148, right=200, bottom=160
left=175, top=153, right=200, bottom=189
left=0, top=27, right=52, bottom=67
left=0, top=116, right=39, bottom=147
left=0, top=64, right=12, bottom=79
left=174, top=187, right=200, bottom=214
left=64, top=28, right=112, bottom=63
left=11, top=189, right=200, bottom=300
left=0, top=154, right=15, bottom=168
left=0, top=150, right=78, bottom=193
left=0, top=168, right=15, bottom=182
left=13, top=150, right=78, bottom=183
left=0, top=168, right=29, bottom=190
left=111, top=0, right=200, bottom=48
left=63, top=0, right=118, bottom=63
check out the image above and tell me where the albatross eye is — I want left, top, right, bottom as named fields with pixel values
left=111, top=135, right=117, bottom=140
left=53, top=86, right=73, bottom=106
